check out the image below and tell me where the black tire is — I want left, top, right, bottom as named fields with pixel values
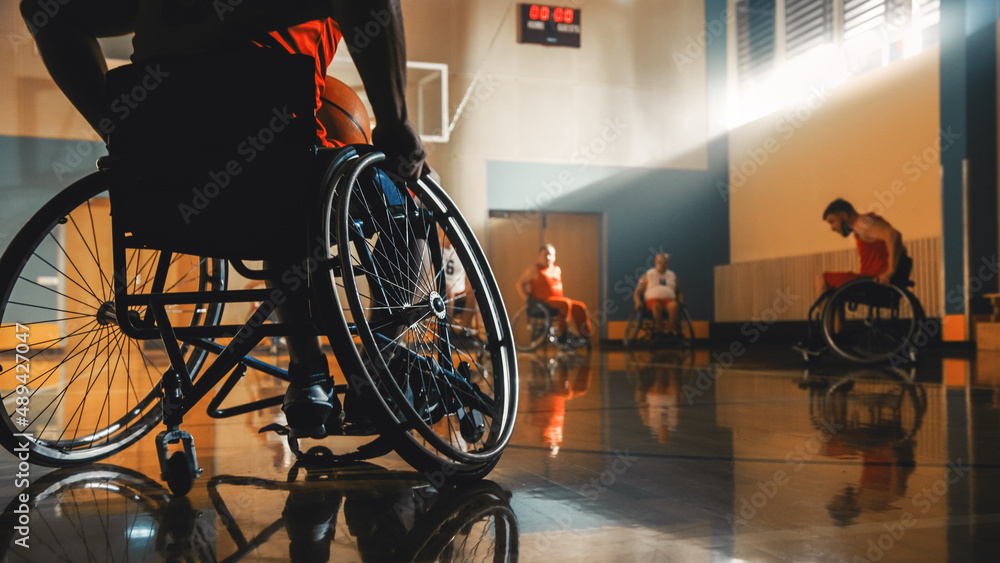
left=623, top=308, right=649, bottom=348
left=821, top=278, right=925, bottom=364
left=511, top=301, right=552, bottom=352
left=404, top=481, right=518, bottom=562
left=165, top=451, right=195, bottom=496
left=318, top=151, right=518, bottom=484
left=624, top=304, right=694, bottom=348
left=0, top=173, right=226, bottom=466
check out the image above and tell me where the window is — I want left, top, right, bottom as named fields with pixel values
left=785, top=0, right=834, bottom=60
left=732, top=0, right=940, bottom=125
left=736, top=0, right=777, bottom=84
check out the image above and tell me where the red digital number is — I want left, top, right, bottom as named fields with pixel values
left=529, top=4, right=539, bottom=19
left=539, top=6, right=550, bottom=21
left=564, top=8, right=574, bottom=24
left=554, top=7, right=563, bottom=22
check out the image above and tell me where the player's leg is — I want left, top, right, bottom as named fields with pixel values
left=569, top=299, right=592, bottom=339
left=664, top=299, right=679, bottom=334
left=264, top=258, right=341, bottom=439
left=20, top=0, right=138, bottom=140
left=545, top=298, right=572, bottom=338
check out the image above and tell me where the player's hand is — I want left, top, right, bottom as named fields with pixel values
left=372, top=120, right=428, bottom=181
left=875, top=272, right=891, bottom=285
left=634, top=301, right=644, bottom=311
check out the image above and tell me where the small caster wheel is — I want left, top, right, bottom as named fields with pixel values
left=166, top=451, right=195, bottom=496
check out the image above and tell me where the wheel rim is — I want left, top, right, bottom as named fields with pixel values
left=512, top=303, right=549, bottom=352
left=823, top=281, right=920, bottom=364
left=0, top=174, right=225, bottom=464
left=332, top=160, right=517, bottom=467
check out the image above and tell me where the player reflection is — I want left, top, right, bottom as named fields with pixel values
left=804, top=369, right=926, bottom=526
left=528, top=354, right=591, bottom=456
left=633, top=350, right=685, bottom=445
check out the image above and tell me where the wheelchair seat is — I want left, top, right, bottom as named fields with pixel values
left=102, top=49, right=321, bottom=260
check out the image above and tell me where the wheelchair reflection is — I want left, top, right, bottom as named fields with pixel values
left=799, top=367, right=928, bottom=526
left=625, top=349, right=692, bottom=446
left=0, top=462, right=518, bottom=562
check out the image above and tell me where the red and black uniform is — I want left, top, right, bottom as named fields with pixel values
left=824, top=214, right=911, bottom=289
left=531, top=265, right=592, bottom=339
left=269, top=19, right=343, bottom=147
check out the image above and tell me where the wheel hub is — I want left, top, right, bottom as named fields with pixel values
left=429, top=291, right=447, bottom=320
left=96, top=301, right=117, bottom=326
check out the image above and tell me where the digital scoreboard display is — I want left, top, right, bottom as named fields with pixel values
left=517, top=4, right=581, bottom=48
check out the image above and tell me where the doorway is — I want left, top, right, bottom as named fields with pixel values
left=487, top=211, right=605, bottom=340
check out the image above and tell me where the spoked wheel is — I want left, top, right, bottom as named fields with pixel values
left=511, top=301, right=552, bottom=352
left=623, top=308, right=650, bottom=348
left=623, top=305, right=694, bottom=348
left=404, top=481, right=518, bottom=562
left=317, top=151, right=518, bottom=484
left=0, top=464, right=176, bottom=561
left=0, top=173, right=226, bottom=466
left=821, top=278, right=924, bottom=364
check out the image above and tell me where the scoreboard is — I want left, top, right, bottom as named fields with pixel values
left=517, top=4, right=582, bottom=48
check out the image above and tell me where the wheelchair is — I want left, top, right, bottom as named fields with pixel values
left=0, top=51, right=518, bottom=494
left=510, top=299, right=589, bottom=353
left=622, top=302, right=695, bottom=348
left=801, top=273, right=926, bottom=365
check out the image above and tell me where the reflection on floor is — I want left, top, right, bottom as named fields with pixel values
left=0, top=345, right=998, bottom=562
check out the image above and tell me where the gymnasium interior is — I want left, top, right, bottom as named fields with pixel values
left=1, top=0, right=999, bottom=561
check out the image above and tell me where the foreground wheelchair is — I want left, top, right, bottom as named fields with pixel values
left=510, top=299, right=589, bottom=353
left=0, top=52, right=517, bottom=494
left=801, top=276, right=926, bottom=365
left=623, top=302, right=695, bottom=348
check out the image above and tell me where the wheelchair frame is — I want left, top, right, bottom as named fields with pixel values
left=802, top=277, right=926, bottom=365
left=510, top=299, right=590, bottom=353
left=0, top=144, right=518, bottom=494
left=622, top=302, right=695, bottom=349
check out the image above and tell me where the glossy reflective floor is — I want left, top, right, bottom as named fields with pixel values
left=1, top=344, right=999, bottom=562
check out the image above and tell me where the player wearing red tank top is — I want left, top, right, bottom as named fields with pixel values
left=796, top=198, right=912, bottom=356
left=517, top=244, right=593, bottom=343
left=818, top=198, right=910, bottom=295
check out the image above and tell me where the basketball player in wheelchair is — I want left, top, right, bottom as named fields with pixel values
left=631, top=252, right=683, bottom=341
left=21, top=0, right=425, bottom=438
left=794, top=199, right=925, bottom=365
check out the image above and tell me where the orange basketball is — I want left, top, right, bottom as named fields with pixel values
left=317, top=76, right=372, bottom=145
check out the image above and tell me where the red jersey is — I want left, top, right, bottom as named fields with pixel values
left=531, top=265, right=564, bottom=300
left=269, top=20, right=343, bottom=147
left=855, top=213, right=890, bottom=276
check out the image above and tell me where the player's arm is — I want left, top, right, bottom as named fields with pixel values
left=517, top=268, right=536, bottom=301
left=633, top=275, right=647, bottom=309
left=338, top=0, right=427, bottom=180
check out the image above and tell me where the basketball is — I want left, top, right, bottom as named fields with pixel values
left=317, top=76, right=372, bottom=145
